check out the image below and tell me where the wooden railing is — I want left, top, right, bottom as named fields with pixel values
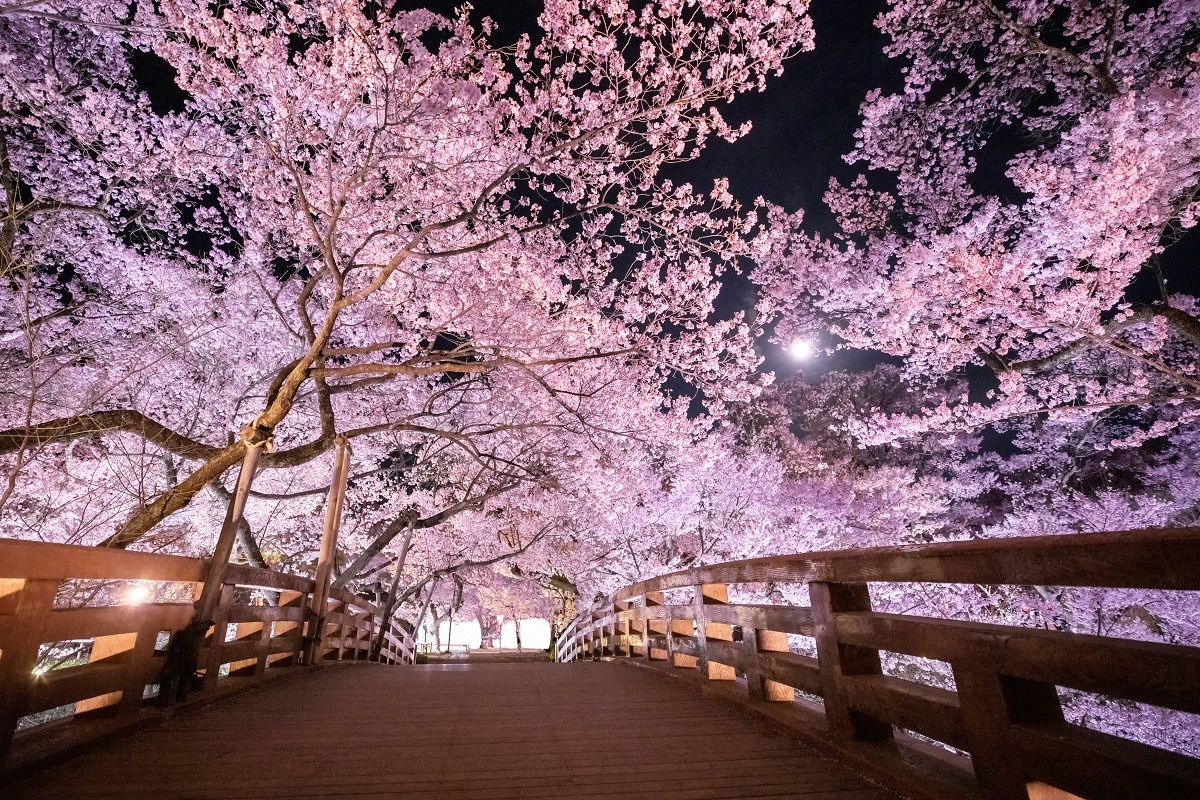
left=0, top=538, right=415, bottom=766
left=555, top=529, right=1200, bottom=800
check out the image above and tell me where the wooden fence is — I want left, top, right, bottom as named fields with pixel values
left=555, top=528, right=1200, bottom=800
left=0, top=538, right=414, bottom=763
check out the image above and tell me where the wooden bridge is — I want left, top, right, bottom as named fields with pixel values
left=2, top=530, right=1199, bottom=800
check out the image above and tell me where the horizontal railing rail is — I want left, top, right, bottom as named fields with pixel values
left=555, top=528, right=1200, bottom=800
left=0, top=538, right=415, bottom=766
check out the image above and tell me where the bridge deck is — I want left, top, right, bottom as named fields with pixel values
left=6, top=662, right=889, bottom=800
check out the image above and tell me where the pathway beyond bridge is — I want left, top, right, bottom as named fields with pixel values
left=6, top=661, right=886, bottom=800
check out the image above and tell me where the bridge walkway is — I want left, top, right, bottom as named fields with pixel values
left=5, top=662, right=887, bottom=800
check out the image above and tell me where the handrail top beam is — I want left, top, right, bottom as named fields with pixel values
left=612, top=527, right=1200, bottom=601
left=0, top=538, right=205, bottom=582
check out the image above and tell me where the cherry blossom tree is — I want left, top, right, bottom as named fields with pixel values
left=0, top=0, right=815, bottom=554
left=757, top=0, right=1200, bottom=446
left=0, top=0, right=233, bottom=543
left=471, top=574, right=558, bottom=651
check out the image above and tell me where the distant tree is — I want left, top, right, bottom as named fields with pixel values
left=476, top=575, right=557, bottom=652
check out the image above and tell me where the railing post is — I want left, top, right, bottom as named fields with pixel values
left=645, top=591, right=666, bottom=660
left=609, top=599, right=619, bottom=657
left=746, top=628, right=792, bottom=701
left=0, top=578, right=59, bottom=752
left=584, top=609, right=595, bottom=659
left=694, top=584, right=735, bottom=681
left=613, top=601, right=626, bottom=657
left=608, top=603, right=618, bottom=657
left=303, top=436, right=351, bottom=666
left=553, top=621, right=568, bottom=661
left=268, top=590, right=304, bottom=668
left=637, top=594, right=651, bottom=659
left=616, top=601, right=629, bottom=657
left=666, top=593, right=689, bottom=668
left=600, top=606, right=612, bottom=658
left=810, top=581, right=892, bottom=741
left=600, top=605, right=610, bottom=657
left=953, top=668, right=1065, bottom=800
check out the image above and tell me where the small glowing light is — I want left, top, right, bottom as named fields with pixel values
left=788, top=339, right=815, bottom=360
left=125, top=583, right=153, bottom=605
left=32, top=666, right=47, bottom=677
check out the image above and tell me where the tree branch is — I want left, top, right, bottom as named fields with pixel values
left=0, top=410, right=222, bottom=460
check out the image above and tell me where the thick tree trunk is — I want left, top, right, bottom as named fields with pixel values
left=371, top=553, right=406, bottom=658
left=432, top=611, right=445, bottom=651
left=477, top=612, right=498, bottom=648
left=414, top=581, right=436, bottom=652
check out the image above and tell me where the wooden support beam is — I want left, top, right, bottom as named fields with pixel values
left=193, top=434, right=266, bottom=627
left=811, top=581, right=892, bottom=742
left=196, top=583, right=235, bottom=692
left=953, top=668, right=1063, bottom=800
left=0, top=578, right=59, bottom=751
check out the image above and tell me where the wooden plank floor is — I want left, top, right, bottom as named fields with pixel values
left=5, top=662, right=892, bottom=799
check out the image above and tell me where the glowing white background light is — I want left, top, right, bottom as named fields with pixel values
left=788, top=339, right=814, bottom=360
left=124, top=583, right=153, bottom=605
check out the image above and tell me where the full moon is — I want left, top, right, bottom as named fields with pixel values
left=788, top=340, right=814, bottom=360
